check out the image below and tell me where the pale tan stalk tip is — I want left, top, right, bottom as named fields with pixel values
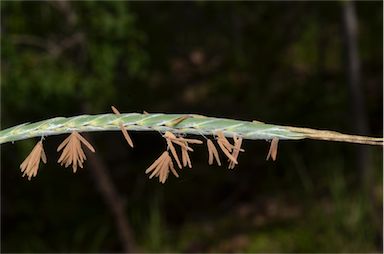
left=57, top=131, right=95, bottom=173
left=266, top=137, right=279, bottom=161
left=20, top=140, right=47, bottom=180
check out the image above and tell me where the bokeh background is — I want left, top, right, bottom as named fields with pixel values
left=1, top=1, right=383, bottom=253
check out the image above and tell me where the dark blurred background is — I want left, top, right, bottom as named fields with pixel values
left=1, top=1, right=383, bottom=252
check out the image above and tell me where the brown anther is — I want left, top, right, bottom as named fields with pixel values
left=228, top=135, right=244, bottom=169
left=163, top=131, right=202, bottom=169
left=111, top=105, right=134, bottom=148
left=57, top=131, right=95, bottom=173
left=207, top=139, right=221, bottom=166
left=266, top=137, right=279, bottom=161
left=20, top=140, right=47, bottom=180
left=145, top=151, right=179, bottom=183
left=216, top=131, right=238, bottom=165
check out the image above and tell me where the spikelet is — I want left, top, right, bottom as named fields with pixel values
left=111, top=106, right=134, bottom=148
left=266, top=137, right=279, bottom=161
left=165, top=115, right=191, bottom=127
left=20, top=140, right=47, bottom=180
left=207, top=139, right=221, bottom=166
left=145, top=151, right=179, bottom=183
left=228, top=135, right=244, bottom=169
left=57, top=131, right=95, bottom=173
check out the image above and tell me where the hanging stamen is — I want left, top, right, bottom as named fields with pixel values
left=181, top=141, right=192, bottom=168
left=216, top=131, right=236, bottom=151
left=163, top=131, right=202, bottom=169
left=20, top=140, right=47, bottom=180
left=111, top=106, right=134, bottom=148
left=57, top=131, right=95, bottom=173
left=166, top=137, right=182, bottom=169
left=216, top=131, right=238, bottom=164
left=163, top=131, right=202, bottom=145
left=266, top=137, right=279, bottom=161
left=207, top=139, right=221, bottom=166
left=228, top=135, right=244, bottom=169
left=145, top=151, right=178, bottom=183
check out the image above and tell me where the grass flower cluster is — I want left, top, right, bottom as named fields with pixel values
left=1, top=106, right=382, bottom=182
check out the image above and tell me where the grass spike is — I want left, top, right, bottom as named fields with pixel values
left=1, top=113, right=382, bottom=146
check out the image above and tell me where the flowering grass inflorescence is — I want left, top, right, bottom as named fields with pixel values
left=1, top=106, right=382, bottom=183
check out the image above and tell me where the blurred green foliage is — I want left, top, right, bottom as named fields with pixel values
left=1, top=1, right=382, bottom=252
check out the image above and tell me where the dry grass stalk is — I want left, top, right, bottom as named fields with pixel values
left=163, top=131, right=202, bottom=169
left=20, top=140, right=47, bottom=180
left=145, top=151, right=179, bottom=183
left=111, top=106, right=134, bottom=148
left=207, top=139, right=221, bottom=166
left=285, top=126, right=383, bottom=145
left=216, top=131, right=238, bottom=165
left=228, top=135, right=244, bottom=169
left=266, top=137, right=279, bottom=161
left=57, top=131, right=95, bottom=173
